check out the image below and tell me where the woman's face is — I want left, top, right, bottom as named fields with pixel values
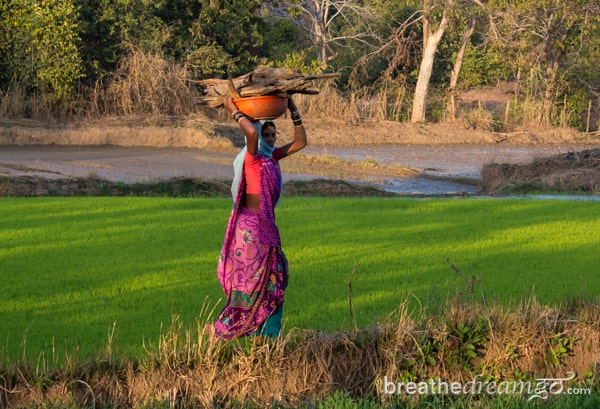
left=262, top=125, right=277, bottom=147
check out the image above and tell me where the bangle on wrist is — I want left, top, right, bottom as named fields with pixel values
left=291, top=110, right=302, bottom=127
left=232, top=110, right=245, bottom=123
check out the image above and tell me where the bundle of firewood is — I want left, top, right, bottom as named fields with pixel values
left=194, top=67, right=341, bottom=108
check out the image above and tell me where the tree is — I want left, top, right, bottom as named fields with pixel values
left=401, top=0, right=489, bottom=122
left=446, top=1, right=491, bottom=120
left=0, top=0, right=83, bottom=104
left=488, top=0, right=600, bottom=126
left=411, top=0, right=451, bottom=122
left=183, top=0, right=263, bottom=78
left=350, top=0, right=482, bottom=122
left=75, top=0, right=166, bottom=80
left=266, top=0, right=377, bottom=68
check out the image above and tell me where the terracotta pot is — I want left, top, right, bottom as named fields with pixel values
left=233, top=95, right=288, bottom=120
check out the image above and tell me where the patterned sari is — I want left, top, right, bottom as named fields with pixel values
left=213, top=154, right=288, bottom=340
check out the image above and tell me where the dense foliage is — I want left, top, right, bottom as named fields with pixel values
left=0, top=0, right=599, bottom=129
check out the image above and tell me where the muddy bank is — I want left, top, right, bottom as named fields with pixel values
left=0, top=117, right=233, bottom=149
left=0, top=175, right=394, bottom=198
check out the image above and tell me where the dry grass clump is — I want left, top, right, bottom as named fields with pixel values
left=1, top=297, right=598, bottom=408
left=92, top=48, right=198, bottom=117
left=291, top=82, right=401, bottom=124
left=481, top=149, right=600, bottom=194
left=294, top=82, right=355, bottom=122
left=460, top=101, right=503, bottom=132
left=0, top=82, right=71, bottom=122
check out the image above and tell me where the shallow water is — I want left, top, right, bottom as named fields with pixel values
left=305, top=144, right=593, bottom=179
left=1, top=144, right=599, bottom=196
left=303, top=144, right=600, bottom=195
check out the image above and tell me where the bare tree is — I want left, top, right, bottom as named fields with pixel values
left=411, top=0, right=451, bottom=122
left=351, top=0, right=489, bottom=123
left=349, top=9, right=422, bottom=86
left=266, top=0, right=377, bottom=68
left=412, top=0, right=489, bottom=122
left=447, top=10, right=477, bottom=121
left=489, top=0, right=600, bottom=125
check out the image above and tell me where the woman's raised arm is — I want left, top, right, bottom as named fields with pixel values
left=224, top=96, right=259, bottom=155
left=278, top=96, right=307, bottom=158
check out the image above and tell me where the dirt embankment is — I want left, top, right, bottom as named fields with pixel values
left=1, top=114, right=597, bottom=149
left=482, top=148, right=600, bottom=194
left=0, top=116, right=233, bottom=149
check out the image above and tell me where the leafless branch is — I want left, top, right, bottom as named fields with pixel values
left=265, top=0, right=380, bottom=65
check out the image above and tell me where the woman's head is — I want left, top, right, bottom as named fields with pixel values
left=261, top=121, right=277, bottom=147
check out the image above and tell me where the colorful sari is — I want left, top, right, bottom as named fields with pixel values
left=213, top=151, right=288, bottom=340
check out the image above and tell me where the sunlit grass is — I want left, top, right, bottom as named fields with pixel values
left=279, top=197, right=600, bottom=331
left=1, top=197, right=227, bottom=363
left=1, top=196, right=599, bottom=364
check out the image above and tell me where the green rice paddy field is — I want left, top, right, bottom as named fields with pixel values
left=1, top=196, right=599, bottom=364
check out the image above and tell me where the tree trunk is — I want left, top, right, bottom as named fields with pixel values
left=539, top=27, right=571, bottom=125
left=447, top=17, right=475, bottom=122
left=314, top=16, right=328, bottom=65
left=411, top=7, right=450, bottom=122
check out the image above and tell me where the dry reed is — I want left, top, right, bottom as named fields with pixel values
left=1, top=296, right=598, bottom=408
left=91, top=47, right=198, bottom=117
left=481, top=149, right=600, bottom=194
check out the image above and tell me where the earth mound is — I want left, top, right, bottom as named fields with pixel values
left=481, top=149, right=600, bottom=194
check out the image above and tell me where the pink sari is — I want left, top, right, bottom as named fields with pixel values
left=213, top=154, right=288, bottom=340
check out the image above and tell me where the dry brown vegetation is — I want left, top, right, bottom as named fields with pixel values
left=1, top=113, right=596, bottom=150
left=2, top=50, right=599, bottom=149
left=91, top=48, right=197, bottom=117
left=1, top=298, right=598, bottom=408
left=481, top=149, right=600, bottom=194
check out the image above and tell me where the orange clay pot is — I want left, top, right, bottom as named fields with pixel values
left=233, top=95, right=288, bottom=120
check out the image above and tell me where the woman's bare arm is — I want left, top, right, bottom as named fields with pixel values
left=224, top=96, right=258, bottom=155
left=278, top=96, right=307, bottom=158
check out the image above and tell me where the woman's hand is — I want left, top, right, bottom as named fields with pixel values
left=224, top=96, right=238, bottom=115
left=224, top=95, right=258, bottom=154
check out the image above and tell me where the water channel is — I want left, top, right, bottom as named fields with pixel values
left=1, top=144, right=599, bottom=197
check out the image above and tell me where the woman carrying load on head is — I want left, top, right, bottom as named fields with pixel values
left=208, top=95, right=307, bottom=340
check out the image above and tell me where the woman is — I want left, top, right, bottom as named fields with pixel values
left=210, top=95, right=307, bottom=340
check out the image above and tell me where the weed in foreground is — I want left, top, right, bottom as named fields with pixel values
left=1, top=295, right=598, bottom=408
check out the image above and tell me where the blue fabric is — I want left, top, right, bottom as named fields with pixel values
left=255, top=303, right=283, bottom=337
left=256, top=120, right=275, bottom=157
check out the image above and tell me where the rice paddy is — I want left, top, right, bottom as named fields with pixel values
left=1, top=196, right=599, bottom=364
